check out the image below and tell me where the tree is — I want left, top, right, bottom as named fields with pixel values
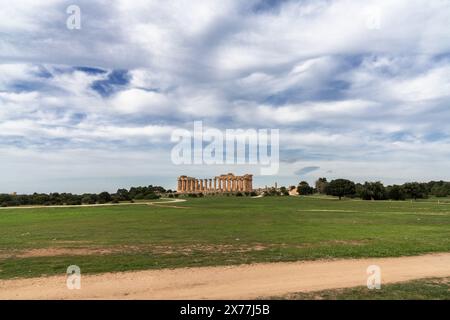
left=280, top=186, right=289, bottom=196
left=297, top=181, right=314, bottom=195
left=315, top=178, right=328, bottom=194
left=431, top=184, right=450, bottom=197
left=359, top=182, right=387, bottom=200
left=387, top=185, right=406, bottom=201
left=97, top=191, right=112, bottom=204
left=402, top=182, right=428, bottom=200
left=326, top=179, right=356, bottom=200
left=81, top=194, right=97, bottom=204
left=116, top=188, right=130, bottom=201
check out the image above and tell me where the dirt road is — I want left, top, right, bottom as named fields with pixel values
left=1, top=253, right=449, bottom=299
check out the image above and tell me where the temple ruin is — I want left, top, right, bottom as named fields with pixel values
left=177, top=173, right=253, bottom=193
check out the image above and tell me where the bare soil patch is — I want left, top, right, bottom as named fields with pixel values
left=1, top=253, right=449, bottom=299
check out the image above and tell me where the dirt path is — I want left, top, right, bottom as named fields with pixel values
left=1, top=253, right=449, bottom=300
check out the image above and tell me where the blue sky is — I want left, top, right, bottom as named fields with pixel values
left=1, top=0, right=450, bottom=193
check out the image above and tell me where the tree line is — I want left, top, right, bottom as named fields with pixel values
left=296, top=178, right=450, bottom=200
left=0, top=185, right=170, bottom=207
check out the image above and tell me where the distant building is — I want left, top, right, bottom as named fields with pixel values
left=177, top=173, right=253, bottom=193
left=289, top=186, right=299, bottom=196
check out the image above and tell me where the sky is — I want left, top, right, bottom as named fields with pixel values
left=1, top=0, right=450, bottom=193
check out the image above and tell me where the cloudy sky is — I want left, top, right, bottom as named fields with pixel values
left=1, top=0, right=450, bottom=193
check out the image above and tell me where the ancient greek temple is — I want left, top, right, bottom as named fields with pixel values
left=177, top=173, right=253, bottom=193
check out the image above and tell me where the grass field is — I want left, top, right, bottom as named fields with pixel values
left=0, top=196, right=449, bottom=279
left=269, top=277, right=450, bottom=300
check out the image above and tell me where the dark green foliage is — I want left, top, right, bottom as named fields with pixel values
left=279, top=187, right=289, bottom=196
left=97, top=192, right=112, bottom=204
left=402, top=182, right=428, bottom=200
left=358, top=182, right=388, bottom=200
left=326, top=179, right=356, bottom=200
left=387, top=185, right=406, bottom=201
left=0, top=185, right=164, bottom=207
left=297, top=181, right=314, bottom=195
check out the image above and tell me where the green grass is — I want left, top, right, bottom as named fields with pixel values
left=268, top=277, right=450, bottom=300
left=0, top=196, right=449, bottom=279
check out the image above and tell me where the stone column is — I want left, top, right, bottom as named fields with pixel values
left=214, top=178, right=217, bottom=191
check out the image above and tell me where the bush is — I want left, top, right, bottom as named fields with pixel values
left=144, top=192, right=160, bottom=200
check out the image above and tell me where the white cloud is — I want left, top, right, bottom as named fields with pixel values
left=111, top=88, right=171, bottom=114
left=1, top=0, right=450, bottom=191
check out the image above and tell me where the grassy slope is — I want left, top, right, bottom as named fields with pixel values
left=0, top=196, right=449, bottom=279
left=269, top=277, right=450, bottom=300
